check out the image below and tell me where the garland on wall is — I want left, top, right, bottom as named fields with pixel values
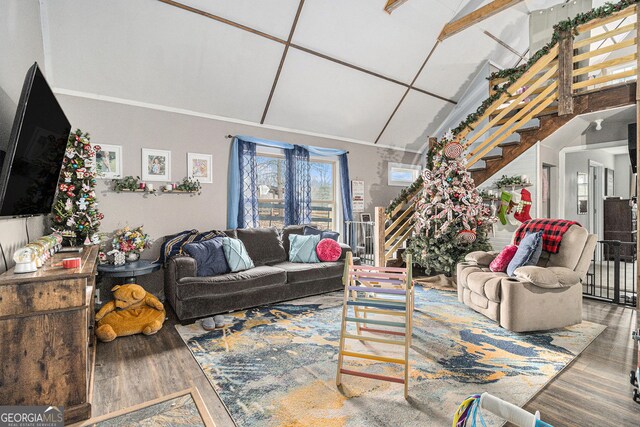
left=452, top=0, right=640, bottom=137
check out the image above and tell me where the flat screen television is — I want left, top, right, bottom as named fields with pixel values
left=0, top=62, right=71, bottom=217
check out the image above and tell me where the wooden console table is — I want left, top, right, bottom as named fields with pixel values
left=0, top=245, right=99, bottom=424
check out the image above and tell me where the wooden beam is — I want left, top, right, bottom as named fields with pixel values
left=438, top=0, right=524, bottom=41
left=261, top=0, right=305, bottom=124
left=384, top=0, right=409, bottom=14
left=483, top=30, right=526, bottom=59
left=558, top=30, right=574, bottom=115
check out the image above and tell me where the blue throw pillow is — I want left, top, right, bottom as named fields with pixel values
left=159, top=229, right=199, bottom=263
left=222, top=237, right=255, bottom=272
left=303, top=225, right=340, bottom=241
left=289, top=234, right=321, bottom=263
left=183, top=237, right=229, bottom=277
left=507, top=231, right=544, bottom=277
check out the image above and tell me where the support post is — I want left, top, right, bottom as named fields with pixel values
left=558, top=30, right=574, bottom=115
left=374, top=207, right=386, bottom=267
left=636, top=5, right=640, bottom=309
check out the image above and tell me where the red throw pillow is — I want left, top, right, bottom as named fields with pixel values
left=490, top=245, right=518, bottom=272
left=316, top=238, right=342, bottom=262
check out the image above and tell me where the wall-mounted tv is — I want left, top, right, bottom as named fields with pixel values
left=0, top=63, right=71, bottom=217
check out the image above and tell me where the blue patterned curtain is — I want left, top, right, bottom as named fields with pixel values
left=339, top=153, right=353, bottom=235
left=284, top=145, right=311, bottom=225
left=237, top=139, right=259, bottom=228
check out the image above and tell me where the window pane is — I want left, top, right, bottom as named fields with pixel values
left=310, top=161, right=333, bottom=201
left=256, top=156, right=285, bottom=200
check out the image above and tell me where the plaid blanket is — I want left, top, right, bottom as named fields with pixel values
left=513, top=219, right=581, bottom=254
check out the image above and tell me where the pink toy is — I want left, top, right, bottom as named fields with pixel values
left=490, top=245, right=518, bottom=272
left=316, top=238, right=342, bottom=262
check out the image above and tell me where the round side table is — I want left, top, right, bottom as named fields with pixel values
left=97, top=260, right=161, bottom=284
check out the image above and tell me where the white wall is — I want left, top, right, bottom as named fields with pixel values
left=0, top=0, right=47, bottom=270
left=614, top=153, right=633, bottom=199
left=478, top=144, right=539, bottom=250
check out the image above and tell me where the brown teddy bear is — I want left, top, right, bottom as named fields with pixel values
left=95, top=284, right=166, bottom=342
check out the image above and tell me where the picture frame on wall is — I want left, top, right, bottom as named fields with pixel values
left=141, top=148, right=171, bottom=181
left=187, top=153, right=213, bottom=184
left=360, top=213, right=371, bottom=222
left=605, top=168, right=614, bottom=196
left=95, top=144, right=122, bottom=179
left=388, top=162, right=421, bottom=186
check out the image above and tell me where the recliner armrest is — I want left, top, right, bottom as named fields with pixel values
left=513, top=266, right=582, bottom=289
left=464, top=251, right=498, bottom=267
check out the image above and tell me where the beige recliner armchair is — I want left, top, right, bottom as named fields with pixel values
left=457, top=225, right=597, bottom=332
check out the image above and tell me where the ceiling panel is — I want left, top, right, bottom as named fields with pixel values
left=45, top=0, right=284, bottom=122
left=265, top=48, right=406, bottom=142
left=292, top=0, right=457, bottom=84
left=174, top=0, right=299, bottom=40
left=377, top=90, right=455, bottom=151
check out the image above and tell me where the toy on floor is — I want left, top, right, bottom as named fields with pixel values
left=453, top=393, right=553, bottom=427
left=95, top=284, right=166, bottom=342
left=631, top=328, right=640, bottom=404
left=336, top=252, right=414, bottom=399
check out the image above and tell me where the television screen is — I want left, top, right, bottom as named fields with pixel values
left=0, top=63, right=71, bottom=217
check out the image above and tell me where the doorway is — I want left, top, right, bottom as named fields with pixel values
left=588, top=160, right=603, bottom=237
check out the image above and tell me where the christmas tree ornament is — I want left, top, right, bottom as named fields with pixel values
left=443, top=141, right=464, bottom=159
left=458, top=229, right=477, bottom=244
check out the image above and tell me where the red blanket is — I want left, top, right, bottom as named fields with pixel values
left=513, top=219, right=581, bottom=254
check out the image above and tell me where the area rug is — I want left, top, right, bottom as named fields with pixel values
left=176, top=288, right=605, bottom=426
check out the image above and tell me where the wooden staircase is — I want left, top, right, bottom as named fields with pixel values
left=374, top=2, right=640, bottom=267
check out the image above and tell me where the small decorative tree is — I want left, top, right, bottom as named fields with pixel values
left=406, top=132, right=494, bottom=276
left=51, top=129, right=104, bottom=245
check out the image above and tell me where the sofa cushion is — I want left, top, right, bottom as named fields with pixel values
left=490, top=245, right=518, bottom=272
left=236, top=227, right=286, bottom=266
left=467, top=272, right=505, bottom=302
left=183, top=237, right=229, bottom=277
left=289, top=234, right=321, bottom=263
left=271, top=261, right=343, bottom=285
left=175, top=266, right=286, bottom=300
left=303, top=225, right=340, bottom=241
left=282, top=225, right=304, bottom=254
left=547, top=225, right=588, bottom=270
left=222, top=237, right=255, bottom=272
left=507, top=231, right=543, bottom=276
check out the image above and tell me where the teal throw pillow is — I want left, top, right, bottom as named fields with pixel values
left=289, top=234, right=321, bottom=263
left=222, top=237, right=255, bottom=272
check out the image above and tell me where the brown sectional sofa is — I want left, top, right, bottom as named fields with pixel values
left=164, top=225, right=355, bottom=323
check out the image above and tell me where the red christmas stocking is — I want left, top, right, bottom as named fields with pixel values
left=514, top=188, right=532, bottom=222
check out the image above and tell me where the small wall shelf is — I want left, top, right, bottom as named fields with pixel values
left=161, top=189, right=199, bottom=194
left=494, top=183, right=533, bottom=190
left=114, top=189, right=156, bottom=194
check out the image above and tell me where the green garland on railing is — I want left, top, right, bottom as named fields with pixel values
left=386, top=0, right=639, bottom=214
left=385, top=176, right=424, bottom=216
left=452, top=0, right=640, bottom=137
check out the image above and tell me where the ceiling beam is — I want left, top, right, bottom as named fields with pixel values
left=483, top=30, right=526, bottom=59
left=261, top=0, right=305, bottom=124
left=384, top=0, right=409, bottom=14
left=438, top=0, right=524, bottom=41
left=157, top=0, right=456, bottom=105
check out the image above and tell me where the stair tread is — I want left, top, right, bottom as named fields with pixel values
left=498, top=141, right=520, bottom=148
left=482, top=154, right=503, bottom=161
left=516, top=125, right=540, bottom=134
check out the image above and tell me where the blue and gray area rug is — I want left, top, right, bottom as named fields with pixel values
left=176, top=287, right=605, bottom=426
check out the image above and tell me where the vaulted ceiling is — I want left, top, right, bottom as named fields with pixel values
left=40, top=0, right=588, bottom=152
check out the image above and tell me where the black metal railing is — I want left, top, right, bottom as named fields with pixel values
left=345, top=220, right=375, bottom=265
left=583, top=240, right=637, bottom=307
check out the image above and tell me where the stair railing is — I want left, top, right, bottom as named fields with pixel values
left=374, top=2, right=639, bottom=267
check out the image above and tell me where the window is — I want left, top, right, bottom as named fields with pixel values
left=256, top=153, right=337, bottom=230
left=388, top=162, right=421, bottom=186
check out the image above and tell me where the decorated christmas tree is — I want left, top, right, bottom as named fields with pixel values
left=51, top=129, right=104, bottom=245
left=406, top=132, right=494, bottom=276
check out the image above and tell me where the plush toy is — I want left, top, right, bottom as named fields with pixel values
left=95, top=284, right=166, bottom=342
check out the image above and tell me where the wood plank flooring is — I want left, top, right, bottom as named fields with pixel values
left=92, top=299, right=639, bottom=427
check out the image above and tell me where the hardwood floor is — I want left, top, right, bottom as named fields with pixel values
left=92, top=299, right=639, bottom=427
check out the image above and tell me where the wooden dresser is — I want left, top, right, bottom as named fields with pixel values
left=0, top=245, right=99, bottom=424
